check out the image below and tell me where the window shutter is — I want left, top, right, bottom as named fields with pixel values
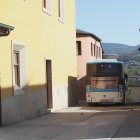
left=44, top=0, right=51, bottom=15
left=59, top=0, right=65, bottom=22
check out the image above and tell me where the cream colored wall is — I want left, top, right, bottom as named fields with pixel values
left=0, top=1, right=77, bottom=100
left=0, top=38, right=13, bottom=98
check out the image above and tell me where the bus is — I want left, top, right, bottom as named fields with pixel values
left=86, top=59, right=126, bottom=105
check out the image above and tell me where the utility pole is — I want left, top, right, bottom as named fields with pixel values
left=138, top=29, right=140, bottom=51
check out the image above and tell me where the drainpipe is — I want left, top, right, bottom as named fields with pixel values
left=138, top=29, right=140, bottom=51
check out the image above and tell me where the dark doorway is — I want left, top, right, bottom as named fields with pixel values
left=46, top=60, right=53, bottom=109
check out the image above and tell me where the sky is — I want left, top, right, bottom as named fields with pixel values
left=76, top=0, right=140, bottom=46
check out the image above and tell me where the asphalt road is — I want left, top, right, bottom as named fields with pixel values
left=0, top=105, right=140, bottom=140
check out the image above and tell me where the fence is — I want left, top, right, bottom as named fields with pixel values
left=128, top=76, right=140, bottom=87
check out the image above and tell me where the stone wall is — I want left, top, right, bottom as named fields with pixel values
left=2, top=90, right=48, bottom=125
left=126, top=87, right=140, bottom=103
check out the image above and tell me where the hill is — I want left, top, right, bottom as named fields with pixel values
left=102, top=43, right=138, bottom=55
left=102, top=42, right=140, bottom=69
left=102, top=43, right=140, bottom=84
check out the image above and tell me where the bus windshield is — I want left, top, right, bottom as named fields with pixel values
left=87, top=63, right=122, bottom=76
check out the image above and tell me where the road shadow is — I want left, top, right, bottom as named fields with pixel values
left=79, top=102, right=140, bottom=111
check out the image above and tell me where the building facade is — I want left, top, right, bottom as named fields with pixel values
left=0, top=0, right=77, bottom=125
left=76, top=29, right=103, bottom=103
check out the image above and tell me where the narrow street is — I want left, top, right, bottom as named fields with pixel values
left=0, top=105, right=140, bottom=140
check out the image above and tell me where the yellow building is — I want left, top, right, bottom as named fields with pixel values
left=0, top=0, right=77, bottom=125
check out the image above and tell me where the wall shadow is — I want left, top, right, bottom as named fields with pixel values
left=68, top=76, right=78, bottom=107
left=0, top=84, right=48, bottom=126
left=0, top=79, right=80, bottom=125
left=77, top=75, right=87, bottom=102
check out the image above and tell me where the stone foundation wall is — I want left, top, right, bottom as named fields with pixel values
left=2, top=90, right=48, bottom=125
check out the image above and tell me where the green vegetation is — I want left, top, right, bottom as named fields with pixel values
left=118, top=51, right=140, bottom=87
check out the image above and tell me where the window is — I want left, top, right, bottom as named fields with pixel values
left=76, top=41, right=81, bottom=55
left=99, top=47, right=101, bottom=58
left=91, top=43, right=93, bottom=56
left=13, top=51, right=20, bottom=86
left=94, top=44, right=96, bottom=57
left=12, top=41, right=27, bottom=95
left=43, top=0, right=51, bottom=15
left=96, top=46, right=98, bottom=59
left=58, top=0, right=65, bottom=22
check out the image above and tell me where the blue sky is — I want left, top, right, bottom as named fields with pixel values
left=76, top=0, right=140, bottom=46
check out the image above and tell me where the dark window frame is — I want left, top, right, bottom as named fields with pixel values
left=99, top=47, right=101, bottom=58
left=58, top=0, right=64, bottom=22
left=94, top=44, right=96, bottom=57
left=58, top=0, right=61, bottom=18
left=91, top=43, right=93, bottom=56
left=96, top=46, right=98, bottom=59
left=13, top=50, right=20, bottom=86
left=43, top=0, right=46, bottom=9
left=76, top=41, right=82, bottom=55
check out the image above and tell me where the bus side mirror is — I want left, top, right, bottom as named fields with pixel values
left=124, top=74, right=128, bottom=82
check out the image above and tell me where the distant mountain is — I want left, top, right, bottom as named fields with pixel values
left=102, top=43, right=139, bottom=55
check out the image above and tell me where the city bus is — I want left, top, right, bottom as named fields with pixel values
left=86, top=59, right=126, bottom=105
